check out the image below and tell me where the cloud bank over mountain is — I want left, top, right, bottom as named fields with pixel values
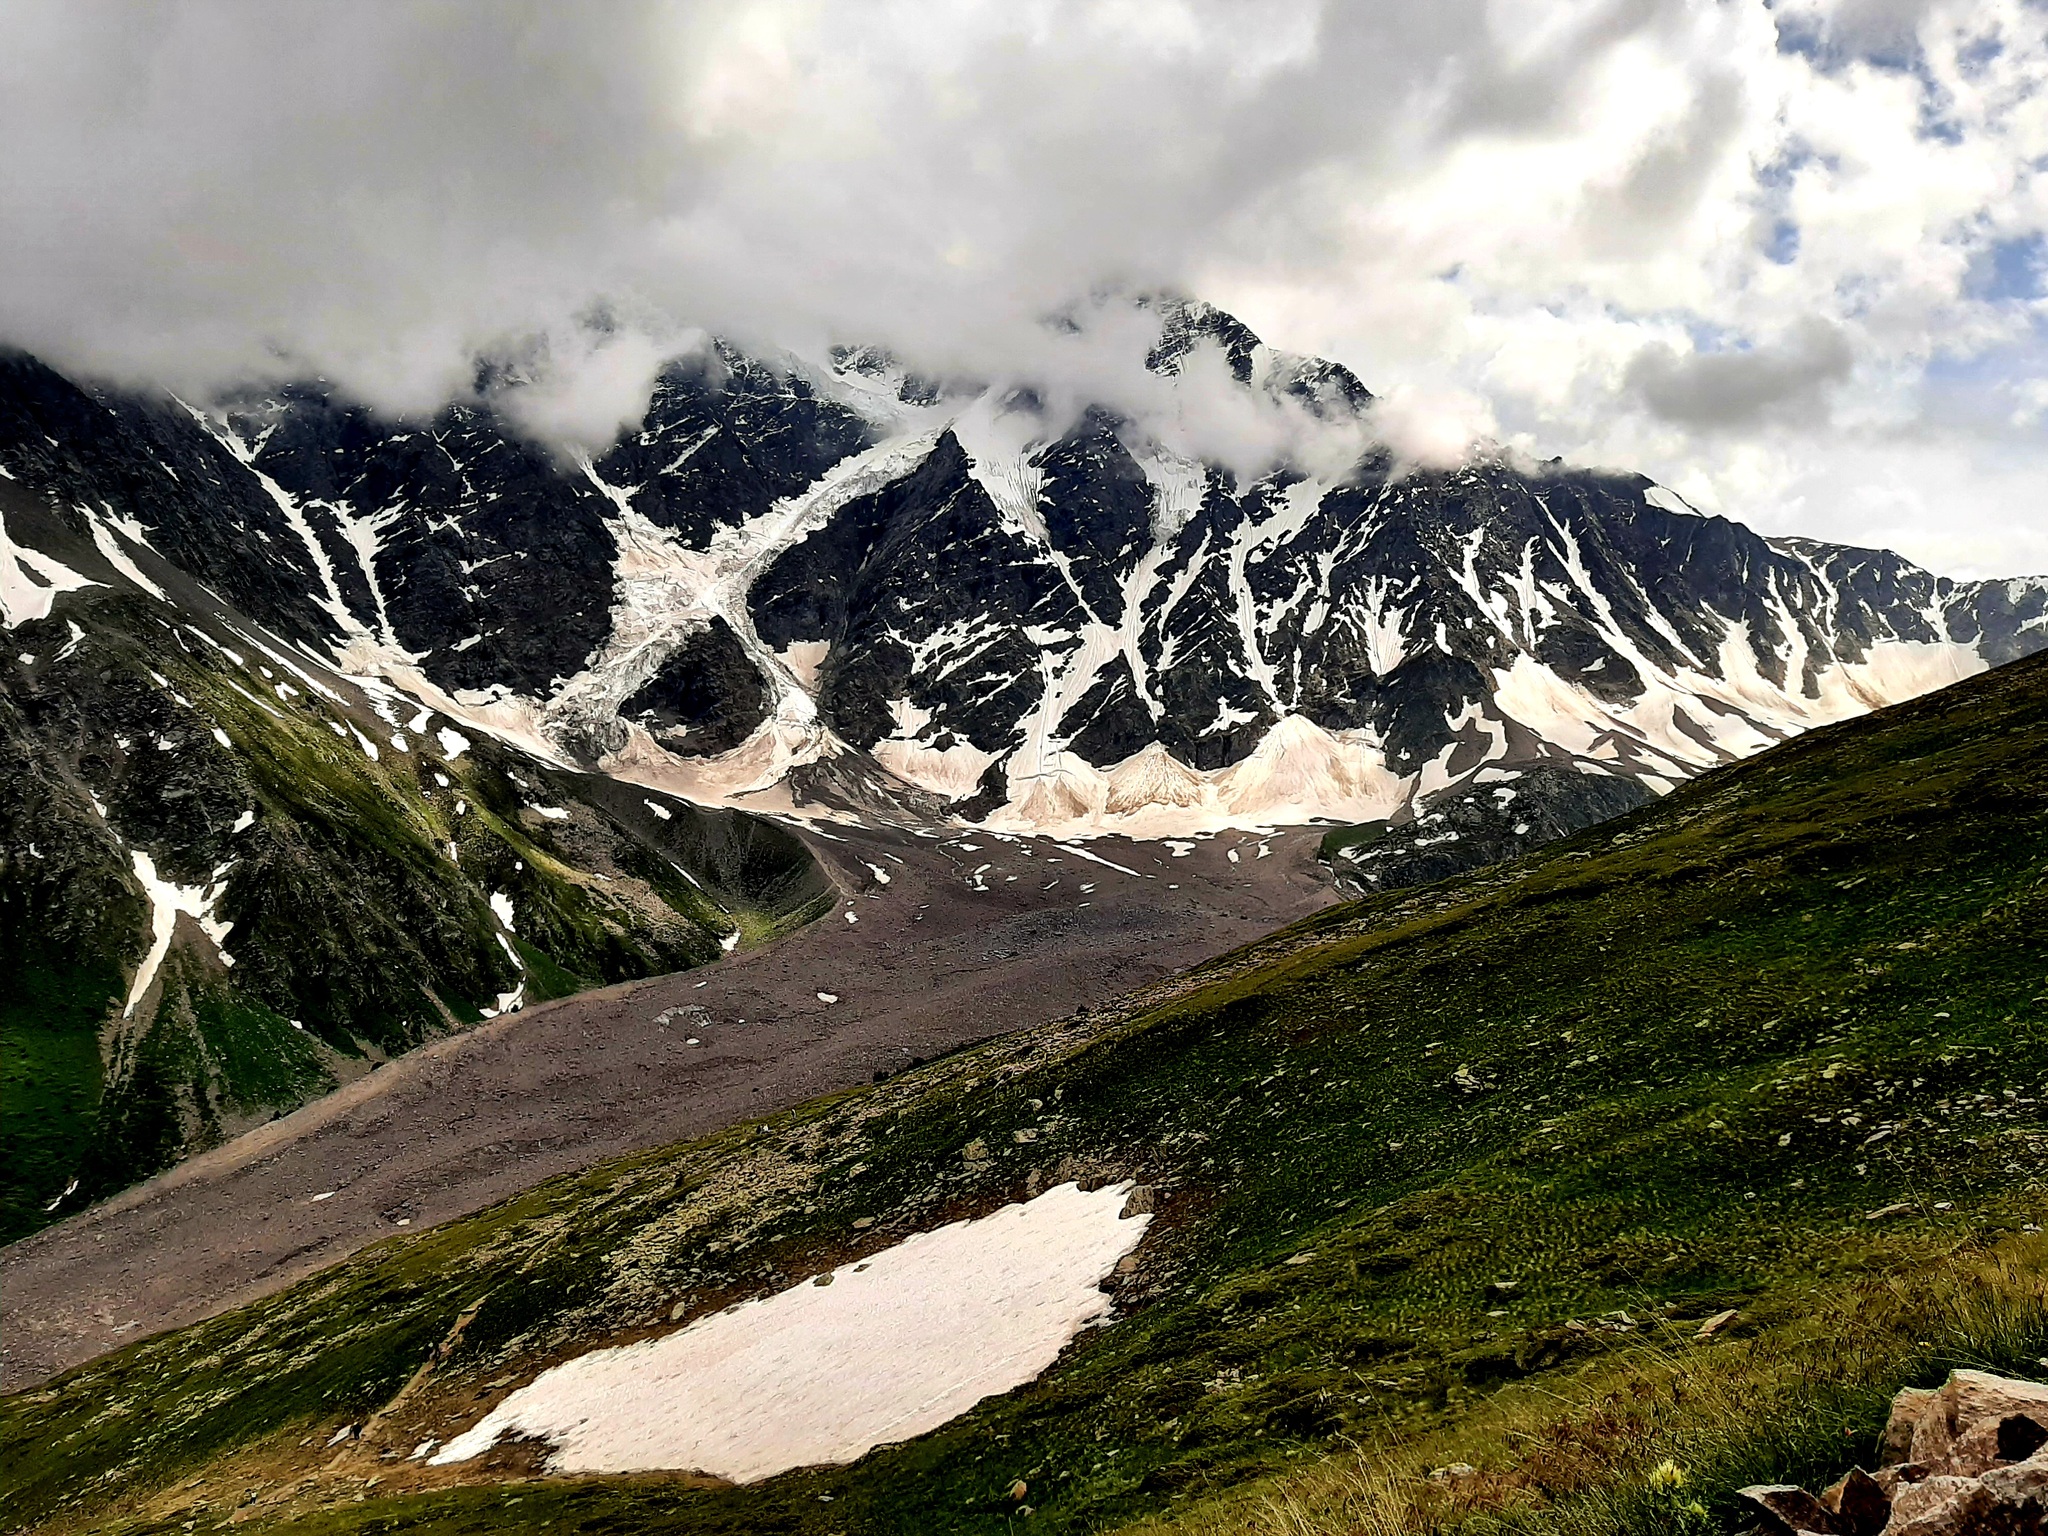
left=0, top=0, right=2042, bottom=573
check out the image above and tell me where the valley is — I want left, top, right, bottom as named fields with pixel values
left=0, top=822, right=1328, bottom=1391
left=10, top=13, right=2048, bottom=1534
left=8, top=627, right=2048, bottom=1536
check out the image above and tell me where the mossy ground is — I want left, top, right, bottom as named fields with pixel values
left=8, top=651, right=2048, bottom=1536
left=0, top=949, right=122, bottom=1237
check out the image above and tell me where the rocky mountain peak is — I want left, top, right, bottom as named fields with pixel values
left=3, top=306, right=2045, bottom=856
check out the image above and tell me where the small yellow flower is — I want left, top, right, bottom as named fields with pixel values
left=1647, top=1459, right=1687, bottom=1491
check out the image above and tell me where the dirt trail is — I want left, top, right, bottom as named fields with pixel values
left=0, top=823, right=1331, bottom=1389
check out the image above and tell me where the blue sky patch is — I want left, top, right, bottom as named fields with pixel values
left=1968, top=234, right=2048, bottom=303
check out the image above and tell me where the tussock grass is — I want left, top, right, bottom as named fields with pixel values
left=1156, top=1243, right=2048, bottom=1536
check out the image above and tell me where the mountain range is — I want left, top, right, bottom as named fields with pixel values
left=8, top=296, right=2043, bottom=844
left=5, top=293, right=2048, bottom=1232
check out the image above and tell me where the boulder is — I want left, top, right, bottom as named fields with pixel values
left=1696, top=1307, right=1741, bottom=1341
left=1739, top=1483, right=1844, bottom=1534
left=1876, top=1465, right=1936, bottom=1498
left=1912, top=1372, right=2048, bottom=1477
left=1957, top=1414, right=2048, bottom=1478
left=1887, top=1476, right=1992, bottom=1531
left=1822, top=1467, right=1892, bottom=1536
left=1887, top=1390, right=1942, bottom=1462
left=1885, top=1475, right=2039, bottom=1535
left=1979, top=1458, right=2048, bottom=1508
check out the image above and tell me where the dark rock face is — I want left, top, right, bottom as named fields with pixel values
left=753, top=431, right=1084, bottom=755
left=0, top=351, right=341, bottom=648
left=1253, top=462, right=1788, bottom=764
left=1132, top=472, right=1280, bottom=771
left=1034, top=408, right=1152, bottom=625
left=621, top=618, right=770, bottom=757
left=592, top=345, right=873, bottom=544
left=1057, top=655, right=1156, bottom=765
left=223, top=385, right=621, bottom=696
left=1322, top=765, right=1656, bottom=897
left=746, top=330, right=2045, bottom=810
left=1146, top=297, right=1264, bottom=383
left=205, top=343, right=872, bottom=705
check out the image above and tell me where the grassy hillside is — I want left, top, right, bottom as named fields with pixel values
left=0, top=556, right=832, bottom=1243
left=9, top=648, right=2048, bottom=1536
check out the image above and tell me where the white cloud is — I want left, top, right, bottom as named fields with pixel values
left=1203, top=0, right=2048, bottom=575
left=0, top=0, right=2041, bottom=570
left=491, top=324, right=678, bottom=456
left=1366, top=385, right=1502, bottom=471
left=2014, top=379, right=2048, bottom=428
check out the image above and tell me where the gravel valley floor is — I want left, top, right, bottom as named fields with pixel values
left=0, top=823, right=1331, bottom=1390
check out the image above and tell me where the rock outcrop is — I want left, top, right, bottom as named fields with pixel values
left=1741, top=1370, right=2048, bottom=1535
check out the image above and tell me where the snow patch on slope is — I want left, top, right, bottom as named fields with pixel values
left=123, top=851, right=236, bottom=1017
left=192, top=405, right=365, bottom=638
left=989, top=714, right=1411, bottom=838
left=432, top=1181, right=1149, bottom=1481
left=874, top=731, right=1000, bottom=801
left=0, top=510, right=98, bottom=627
left=82, top=508, right=167, bottom=602
left=1642, top=484, right=1698, bottom=517
left=998, top=443, right=1209, bottom=800
left=1219, top=715, right=1409, bottom=824
left=1489, top=632, right=1988, bottom=779
left=1103, top=742, right=1206, bottom=814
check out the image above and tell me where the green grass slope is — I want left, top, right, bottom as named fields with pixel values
left=9, top=649, right=2048, bottom=1536
left=0, top=581, right=832, bottom=1243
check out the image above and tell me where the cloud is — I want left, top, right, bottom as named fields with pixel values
left=1626, top=318, right=1855, bottom=429
left=0, top=0, right=1642, bottom=451
left=1578, top=69, right=1750, bottom=256
left=1777, top=0, right=1942, bottom=58
left=489, top=322, right=681, bottom=458
left=0, top=0, right=2041, bottom=570
left=1366, top=385, right=1501, bottom=470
